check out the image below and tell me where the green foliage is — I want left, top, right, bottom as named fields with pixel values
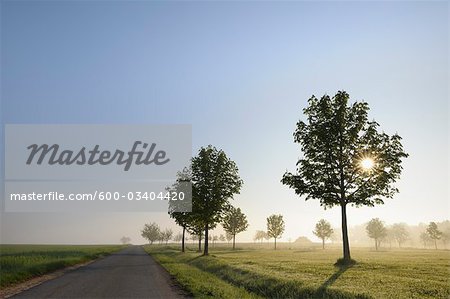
left=313, top=219, right=334, bottom=249
left=0, top=245, right=124, bottom=287
left=282, top=91, right=408, bottom=261
left=426, top=222, right=442, bottom=240
left=191, top=145, right=243, bottom=255
left=222, top=206, right=249, bottom=249
left=145, top=246, right=450, bottom=299
left=366, top=218, right=387, bottom=250
left=282, top=91, right=408, bottom=208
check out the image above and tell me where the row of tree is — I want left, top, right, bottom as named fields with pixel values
left=148, top=91, right=408, bottom=265
left=141, top=223, right=174, bottom=245
left=366, top=219, right=447, bottom=250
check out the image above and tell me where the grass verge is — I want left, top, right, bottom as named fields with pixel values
left=0, top=244, right=125, bottom=288
left=145, top=245, right=450, bottom=299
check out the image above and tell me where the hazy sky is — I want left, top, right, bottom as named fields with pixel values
left=1, top=1, right=448, bottom=244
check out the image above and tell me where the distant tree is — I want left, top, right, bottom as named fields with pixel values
left=191, top=146, right=243, bottom=255
left=419, top=231, right=432, bottom=248
left=313, top=219, right=334, bottom=249
left=438, top=221, right=450, bottom=248
left=141, top=222, right=161, bottom=245
left=282, top=91, right=408, bottom=263
left=426, top=222, right=442, bottom=250
left=168, top=167, right=194, bottom=253
left=173, top=232, right=183, bottom=243
left=267, top=214, right=285, bottom=250
left=161, top=228, right=173, bottom=245
left=384, top=227, right=395, bottom=249
left=120, top=236, right=131, bottom=245
left=212, top=235, right=219, bottom=247
left=222, top=206, right=249, bottom=250
left=191, top=226, right=204, bottom=252
left=263, top=231, right=270, bottom=243
left=219, top=234, right=226, bottom=242
left=441, top=229, right=450, bottom=248
left=330, top=228, right=342, bottom=244
left=391, top=223, right=409, bottom=248
left=294, top=236, right=313, bottom=246
left=366, top=218, right=387, bottom=250
left=225, top=232, right=233, bottom=244
left=253, top=230, right=267, bottom=243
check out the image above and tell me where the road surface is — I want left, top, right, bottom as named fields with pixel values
left=12, top=246, right=189, bottom=299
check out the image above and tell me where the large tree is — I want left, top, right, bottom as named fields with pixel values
left=267, top=214, right=285, bottom=250
left=366, top=218, right=387, bottom=250
left=192, top=146, right=243, bottom=255
left=222, top=206, right=249, bottom=250
left=313, top=219, right=334, bottom=249
left=282, top=91, right=408, bottom=263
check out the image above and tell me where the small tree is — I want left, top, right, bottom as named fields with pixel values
left=420, top=231, right=431, bottom=248
left=366, top=218, right=387, bottom=250
left=391, top=223, right=409, bottom=248
left=173, top=232, right=183, bottom=243
left=168, top=167, right=194, bottom=253
left=219, top=234, right=226, bottom=242
left=313, top=219, right=334, bottom=249
left=161, top=228, right=173, bottom=245
left=225, top=232, right=233, bottom=244
left=120, top=236, right=131, bottom=245
left=141, top=222, right=161, bottom=245
left=254, top=230, right=266, bottom=243
left=419, top=231, right=431, bottom=248
left=222, top=206, right=249, bottom=250
left=330, top=228, right=342, bottom=244
left=426, top=222, right=442, bottom=250
left=441, top=228, right=450, bottom=248
left=282, top=91, right=408, bottom=263
left=267, top=214, right=285, bottom=250
left=384, top=227, right=395, bottom=249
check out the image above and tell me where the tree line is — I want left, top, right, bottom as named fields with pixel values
left=365, top=218, right=449, bottom=250
left=144, top=91, right=411, bottom=265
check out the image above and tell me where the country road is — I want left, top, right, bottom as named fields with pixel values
left=12, top=246, right=189, bottom=299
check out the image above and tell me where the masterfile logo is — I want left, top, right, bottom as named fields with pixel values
left=4, top=125, right=192, bottom=213
left=26, top=141, right=170, bottom=171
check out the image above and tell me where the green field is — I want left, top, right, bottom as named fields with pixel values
left=145, top=244, right=450, bottom=299
left=0, top=244, right=125, bottom=288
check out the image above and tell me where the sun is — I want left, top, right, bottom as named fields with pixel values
left=360, top=157, right=375, bottom=171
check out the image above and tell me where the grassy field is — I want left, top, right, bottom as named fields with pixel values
left=145, top=244, right=450, bottom=299
left=0, top=244, right=125, bottom=288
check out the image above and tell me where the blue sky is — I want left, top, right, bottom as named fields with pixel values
left=1, top=1, right=448, bottom=244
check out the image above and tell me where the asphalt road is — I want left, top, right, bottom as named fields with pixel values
left=12, top=246, right=189, bottom=299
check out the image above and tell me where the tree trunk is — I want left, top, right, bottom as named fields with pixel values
left=181, top=226, right=185, bottom=253
left=198, top=235, right=202, bottom=252
left=322, top=238, right=325, bottom=249
left=274, top=237, right=277, bottom=250
left=340, top=203, right=351, bottom=261
left=204, top=223, right=209, bottom=255
left=233, top=234, right=236, bottom=250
